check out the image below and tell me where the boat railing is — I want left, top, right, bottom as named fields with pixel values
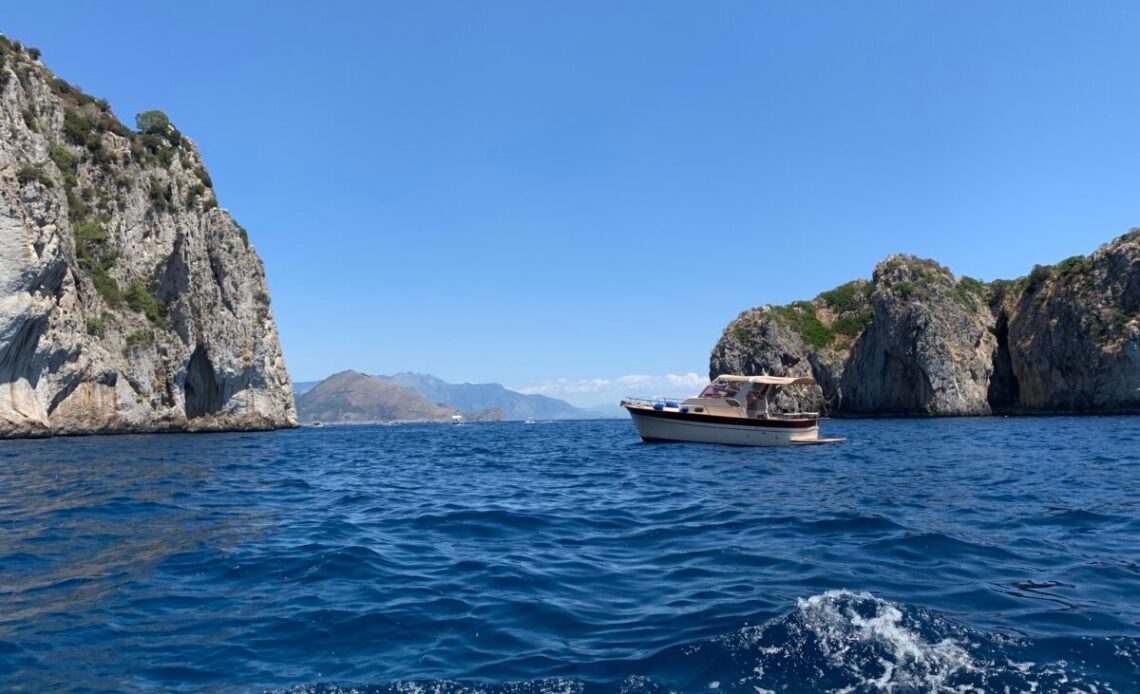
left=621, top=396, right=689, bottom=410
left=623, top=397, right=820, bottom=418
left=762, top=411, right=820, bottom=420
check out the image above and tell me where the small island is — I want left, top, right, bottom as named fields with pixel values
left=712, top=231, right=1140, bottom=417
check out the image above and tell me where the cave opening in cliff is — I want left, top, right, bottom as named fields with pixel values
left=184, top=345, right=224, bottom=419
left=988, top=311, right=1021, bottom=412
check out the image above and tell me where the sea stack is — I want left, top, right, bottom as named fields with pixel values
left=0, top=36, right=296, bottom=437
left=710, top=231, right=1140, bottom=416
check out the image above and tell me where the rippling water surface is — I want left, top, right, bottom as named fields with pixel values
left=2, top=417, right=1140, bottom=692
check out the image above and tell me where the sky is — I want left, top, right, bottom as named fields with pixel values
left=6, top=2, right=1140, bottom=406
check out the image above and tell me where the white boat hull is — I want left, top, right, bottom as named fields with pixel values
left=624, top=405, right=828, bottom=447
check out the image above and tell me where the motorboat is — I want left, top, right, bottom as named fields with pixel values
left=525, top=417, right=536, bottom=425
left=620, top=374, right=844, bottom=446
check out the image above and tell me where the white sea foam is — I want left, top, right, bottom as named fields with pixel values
left=793, top=590, right=976, bottom=691
left=706, top=590, right=1129, bottom=694
left=275, top=592, right=1133, bottom=694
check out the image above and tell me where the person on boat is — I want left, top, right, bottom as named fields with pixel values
left=747, top=386, right=770, bottom=418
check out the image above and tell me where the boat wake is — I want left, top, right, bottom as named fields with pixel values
left=274, top=591, right=1138, bottom=693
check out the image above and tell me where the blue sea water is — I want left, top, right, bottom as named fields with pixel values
left=1, top=417, right=1140, bottom=693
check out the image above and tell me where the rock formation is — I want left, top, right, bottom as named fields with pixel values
left=994, top=235, right=1140, bottom=413
left=0, top=36, right=296, bottom=437
left=711, top=230, right=1140, bottom=416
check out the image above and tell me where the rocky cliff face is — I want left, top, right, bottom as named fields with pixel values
left=0, top=36, right=296, bottom=437
left=711, top=231, right=1140, bottom=416
left=840, top=257, right=996, bottom=416
left=994, top=233, right=1140, bottom=413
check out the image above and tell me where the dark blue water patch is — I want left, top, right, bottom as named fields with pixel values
left=0, top=417, right=1139, bottom=692
left=269, top=590, right=1140, bottom=692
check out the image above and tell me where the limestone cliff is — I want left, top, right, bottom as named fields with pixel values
left=710, top=230, right=1140, bottom=416
left=840, top=257, right=996, bottom=416
left=993, top=231, right=1140, bottom=413
left=0, top=36, right=296, bottom=437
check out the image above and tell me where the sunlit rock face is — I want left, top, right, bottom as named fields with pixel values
left=995, top=231, right=1140, bottom=413
left=711, top=232, right=1140, bottom=417
left=0, top=36, right=296, bottom=437
left=838, top=256, right=997, bottom=416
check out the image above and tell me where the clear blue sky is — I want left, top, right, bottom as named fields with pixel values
left=6, top=2, right=1140, bottom=403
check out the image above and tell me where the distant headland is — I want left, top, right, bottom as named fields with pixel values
left=294, top=370, right=603, bottom=425
left=712, top=230, right=1140, bottom=416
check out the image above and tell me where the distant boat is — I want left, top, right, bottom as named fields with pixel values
left=525, top=417, right=536, bottom=425
left=451, top=414, right=463, bottom=425
left=621, top=374, right=844, bottom=447
left=311, top=421, right=323, bottom=428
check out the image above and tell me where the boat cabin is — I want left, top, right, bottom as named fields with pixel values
left=682, top=374, right=817, bottom=420
left=620, top=373, right=840, bottom=446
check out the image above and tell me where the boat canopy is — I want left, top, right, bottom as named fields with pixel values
left=712, top=374, right=816, bottom=386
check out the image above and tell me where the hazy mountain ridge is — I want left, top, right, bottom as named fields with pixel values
left=380, top=372, right=599, bottom=420
left=295, top=371, right=509, bottom=424
left=295, top=370, right=455, bottom=423
left=292, top=381, right=320, bottom=395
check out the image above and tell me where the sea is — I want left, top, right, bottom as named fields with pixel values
left=1, top=417, right=1139, bottom=693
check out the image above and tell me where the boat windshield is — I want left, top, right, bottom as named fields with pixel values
left=700, top=385, right=734, bottom=398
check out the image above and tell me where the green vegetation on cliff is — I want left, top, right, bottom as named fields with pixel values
left=1055, top=255, right=1089, bottom=277
left=16, top=164, right=52, bottom=188
left=951, top=276, right=988, bottom=311
left=764, top=279, right=875, bottom=350
left=133, top=110, right=183, bottom=168
left=770, top=301, right=834, bottom=349
left=85, top=312, right=112, bottom=338
left=756, top=258, right=993, bottom=352
left=832, top=310, right=873, bottom=337
left=124, top=282, right=166, bottom=327
left=819, top=280, right=872, bottom=312
left=3, top=38, right=253, bottom=322
left=48, top=145, right=76, bottom=185
left=822, top=280, right=875, bottom=336
left=72, top=220, right=121, bottom=305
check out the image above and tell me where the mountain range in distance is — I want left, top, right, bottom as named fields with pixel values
left=294, top=371, right=620, bottom=424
